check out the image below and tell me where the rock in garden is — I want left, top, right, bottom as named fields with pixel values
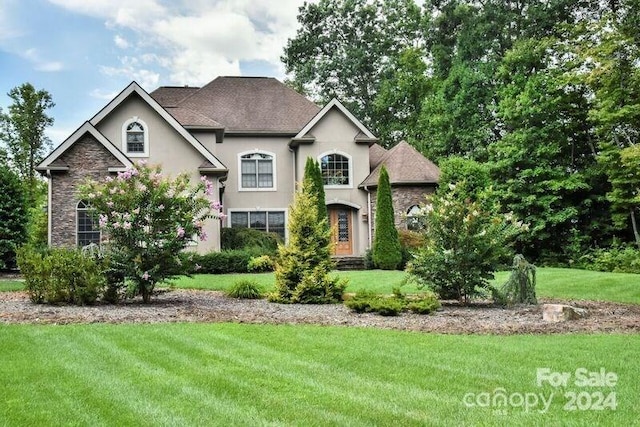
left=542, top=304, right=588, bottom=322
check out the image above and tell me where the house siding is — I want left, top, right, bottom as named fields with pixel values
left=49, top=134, right=123, bottom=247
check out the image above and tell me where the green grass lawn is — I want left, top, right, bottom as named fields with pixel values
left=169, top=268, right=640, bottom=304
left=0, top=323, right=637, bottom=426
left=0, top=280, right=23, bottom=292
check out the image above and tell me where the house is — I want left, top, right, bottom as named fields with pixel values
left=36, top=76, right=439, bottom=257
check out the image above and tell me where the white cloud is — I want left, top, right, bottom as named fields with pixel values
left=99, top=62, right=160, bottom=90
left=89, top=88, right=122, bottom=100
left=46, top=0, right=313, bottom=85
left=22, top=48, right=64, bottom=72
left=114, top=35, right=129, bottom=49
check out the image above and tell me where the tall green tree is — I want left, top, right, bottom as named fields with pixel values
left=282, top=0, right=424, bottom=141
left=303, top=157, right=328, bottom=224
left=372, top=166, right=402, bottom=269
left=0, top=83, right=54, bottom=205
left=272, top=181, right=345, bottom=303
left=0, top=165, right=29, bottom=269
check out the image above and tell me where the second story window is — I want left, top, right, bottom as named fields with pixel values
left=239, top=151, right=275, bottom=190
left=122, top=117, right=149, bottom=157
left=320, top=152, right=351, bottom=187
left=126, top=122, right=145, bottom=153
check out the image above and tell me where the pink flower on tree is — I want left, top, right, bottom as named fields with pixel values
left=177, top=226, right=185, bottom=238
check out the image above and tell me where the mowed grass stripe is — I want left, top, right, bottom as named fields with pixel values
left=1, top=324, right=639, bottom=426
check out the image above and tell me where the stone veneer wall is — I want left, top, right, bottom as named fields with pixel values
left=369, top=185, right=436, bottom=230
left=49, top=134, right=125, bottom=247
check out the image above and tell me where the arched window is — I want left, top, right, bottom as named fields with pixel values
left=122, top=117, right=149, bottom=156
left=319, top=152, right=352, bottom=187
left=238, top=151, right=276, bottom=190
left=406, top=205, right=423, bottom=231
left=77, top=200, right=101, bottom=247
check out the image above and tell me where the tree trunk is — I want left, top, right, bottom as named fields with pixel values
left=631, top=209, right=640, bottom=249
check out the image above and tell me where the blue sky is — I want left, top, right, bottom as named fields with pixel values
left=0, top=0, right=310, bottom=147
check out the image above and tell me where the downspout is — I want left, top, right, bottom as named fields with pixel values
left=289, top=145, right=297, bottom=191
left=47, top=170, right=52, bottom=246
left=364, top=185, right=372, bottom=249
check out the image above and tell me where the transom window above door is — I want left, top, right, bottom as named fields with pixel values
left=239, top=151, right=276, bottom=190
left=319, top=152, right=351, bottom=187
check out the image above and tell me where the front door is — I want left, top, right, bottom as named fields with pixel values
left=329, top=207, right=353, bottom=255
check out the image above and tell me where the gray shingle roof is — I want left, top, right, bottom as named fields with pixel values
left=153, top=77, right=320, bottom=133
left=360, top=141, right=440, bottom=187
left=164, top=107, right=223, bottom=128
left=369, top=143, right=387, bottom=170
left=150, top=86, right=200, bottom=107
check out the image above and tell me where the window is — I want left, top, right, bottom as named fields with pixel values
left=230, top=211, right=286, bottom=239
left=406, top=205, right=424, bottom=231
left=320, top=152, right=351, bottom=187
left=77, top=200, right=101, bottom=247
left=239, top=151, right=275, bottom=190
left=122, top=117, right=149, bottom=157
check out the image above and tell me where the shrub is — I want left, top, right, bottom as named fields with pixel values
left=398, top=230, right=424, bottom=269
left=500, top=254, right=537, bottom=305
left=344, top=290, right=379, bottom=313
left=247, top=255, right=274, bottom=273
left=407, top=182, right=526, bottom=304
left=372, top=166, right=402, bottom=270
left=226, top=280, right=263, bottom=299
left=370, top=297, right=405, bottom=316
left=221, top=227, right=281, bottom=254
left=273, top=181, right=345, bottom=304
left=406, top=292, right=440, bottom=314
left=192, top=250, right=253, bottom=274
left=17, top=245, right=105, bottom=305
left=583, top=245, right=640, bottom=274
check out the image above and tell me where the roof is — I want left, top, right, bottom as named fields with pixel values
left=360, top=141, right=440, bottom=188
left=150, top=86, right=200, bottom=107
left=156, top=76, right=321, bottom=134
left=369, top=143, right=387, bottom=170
left=165, top=107, right=223, bottom=128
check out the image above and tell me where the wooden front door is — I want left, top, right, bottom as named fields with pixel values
left=329, top=207, right=353, bottom=255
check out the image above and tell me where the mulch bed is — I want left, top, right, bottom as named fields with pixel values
left=1, top=289, right=639, bottom=335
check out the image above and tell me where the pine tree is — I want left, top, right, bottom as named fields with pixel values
left=303, top=157, right=328, bottom=224
left=372, top=166, right=402, bottom=270
left=272, top=181, right=346, bottom=303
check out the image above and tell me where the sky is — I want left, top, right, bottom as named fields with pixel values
left=0, top=0, right=312, bottom=148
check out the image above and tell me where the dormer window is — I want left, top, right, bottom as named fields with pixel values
left=122, top=117, right=149, bottom=157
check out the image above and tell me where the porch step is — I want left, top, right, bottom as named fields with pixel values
left=333, top=256, right=366, bottom=271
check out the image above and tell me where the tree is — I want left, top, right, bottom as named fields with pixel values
left=272, top=181, right=346, bottom=303
left=79, top=162, right=222, bottom=303
left=282, top=0, right=424, bottom=139
left=0, top=83, right=54, bottom=205
left=372, top=166, right=402, bottom=270
left=0, top=165, right=29, bottom=269
left=303, top=157, right=328, bottom=224
left=407, top=182, right=526, bottom=304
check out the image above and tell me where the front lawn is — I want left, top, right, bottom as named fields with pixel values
left=0, top=323, right=637, bottom=426
left=0, top=280, right=23, bottom=292
left=169, top=268, right=640, bottom=304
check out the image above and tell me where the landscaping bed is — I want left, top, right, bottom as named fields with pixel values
left=1, top=289, right=638, bottom=334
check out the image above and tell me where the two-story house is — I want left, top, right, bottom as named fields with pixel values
left=36, top=76, right=439, bottom=257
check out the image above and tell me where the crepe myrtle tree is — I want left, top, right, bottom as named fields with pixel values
left=407, top=182, right=527, bottom=304
left=80, top=162, right=224, bottom=303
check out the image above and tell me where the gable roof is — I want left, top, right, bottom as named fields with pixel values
left=359, top=141, right=440, bottom=188
left=36, top=122, right=133, bottom=172
left=89, top=81, right=226, bottom=171
left=294, top=98, right=377, bottom=142
left=162, top=76, right=321, bottom=134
